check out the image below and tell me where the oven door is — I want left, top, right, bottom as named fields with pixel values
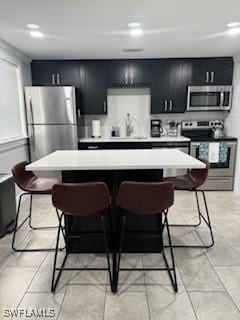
left=190, top=141, right=236, bottom=177
left=187, top=86, right=232, bottom=111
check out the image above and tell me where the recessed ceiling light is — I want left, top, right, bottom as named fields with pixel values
left=30, top=31, right=44, bottom=38
left=27, top=24, right=39, bottom=29
left=228, top=27, right=240, bottom=36
left=227, top=22, right=240, bottom=28
left=130, top=28, right=143, bottom=37
left=128, top=22, right=141, bottom=28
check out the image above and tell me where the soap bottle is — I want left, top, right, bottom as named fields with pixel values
left=111, top=126, right=116, bottom=137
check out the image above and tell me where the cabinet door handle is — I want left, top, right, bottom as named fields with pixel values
left=124, top=72, right=128, bottom=85
left=129, top=69, right=134, bottom=85
left=88, top=146, right=99, bottom=150
left=52, top=74, right=55, bottom=85
left=206, top=72, right=209, bottom=83
left=131, top=74, right=134, bottom=85
left=103, top=101, right=107, bottom=113
left=164, top=100, right=168, bottom=111
left=210, top=71, right=214, bottom=83
left=57, top=74, right=60, bottom=85
left=169, top=100, right=173, bottom=111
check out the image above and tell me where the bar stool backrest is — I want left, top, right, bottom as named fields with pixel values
left=188, top=158, right=210, bottom=188
left=117, top=181, right=174, bottom=215
left=52, top=182, right=111, bottom=216
left=11, top=161, right=35, bottom=191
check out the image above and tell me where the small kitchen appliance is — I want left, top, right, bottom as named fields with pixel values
left=187, top=86, right=232, bottom=112
left=151, top=119, right=163, bottom=137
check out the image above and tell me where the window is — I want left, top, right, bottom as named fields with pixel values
left=0, top=59, right=25, bottom=142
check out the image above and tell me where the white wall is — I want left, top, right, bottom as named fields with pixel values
left=0, top=40, right=32, bottom=192
left=225, top=55, right=240, bottom=191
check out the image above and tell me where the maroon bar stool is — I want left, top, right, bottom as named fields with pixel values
left=51, top=182, right=113, bottom=293
left=11, top=161, right=60, bottom=252
left=165, top=158, right=214, bottom=248
left=115, top=181, right=178, bottom=293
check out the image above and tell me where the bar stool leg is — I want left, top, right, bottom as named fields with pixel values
left=162, top=211, right=178, bottom=292
left=199, top=190, right=214, bottom=248
left=100, top=211, right=113, bottom=292
left=29, top=194, right=60, bottom=231
left=51, top=212, right=67, bottom=293
left=114, top=213, right=126, bottom=293
left=195, top=190, right=202, bottom=227
left=12, top=193, right=29, bottom=251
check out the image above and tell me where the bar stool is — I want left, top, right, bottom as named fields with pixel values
left=51, top=182, right=113, bottom=293
left=115, top=181, right=178, bottom=293
left=11, top=161, right=60, bottom=252
left=165, top=158, right=214, bottom=248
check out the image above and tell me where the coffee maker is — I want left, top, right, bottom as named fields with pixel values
left=151, top=119, right=163, bottom=137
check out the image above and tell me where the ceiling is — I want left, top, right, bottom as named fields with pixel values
left=1, top=0, right=240, bottom=59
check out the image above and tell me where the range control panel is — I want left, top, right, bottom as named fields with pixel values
left=181, top=120, right=224, bottom=130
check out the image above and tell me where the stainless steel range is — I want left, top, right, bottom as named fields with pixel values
left=181, top=120, right=237, bottom=191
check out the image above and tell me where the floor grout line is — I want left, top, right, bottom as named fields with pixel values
left=142, top=255, right=151, bottom=320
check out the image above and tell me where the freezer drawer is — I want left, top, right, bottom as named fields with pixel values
left=25, top=86, right=77, bottom=124
left=28, top=124, right=77, bottom=161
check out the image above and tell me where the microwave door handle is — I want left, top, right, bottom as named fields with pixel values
left=220, top=91, right=224, bottom=108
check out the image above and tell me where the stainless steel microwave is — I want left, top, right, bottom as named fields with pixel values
left=187, top=86, right=233, bottom=111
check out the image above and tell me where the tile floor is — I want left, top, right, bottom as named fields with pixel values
left=1, top=191, right=240, bottom=319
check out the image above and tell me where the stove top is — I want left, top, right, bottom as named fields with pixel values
left=181, top=120, right=237, bottom=142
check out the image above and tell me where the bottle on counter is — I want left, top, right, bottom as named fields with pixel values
left=111, top=126, right=116, bottom=137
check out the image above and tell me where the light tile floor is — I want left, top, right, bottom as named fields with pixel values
left=0, top=191, right=240, bottom=319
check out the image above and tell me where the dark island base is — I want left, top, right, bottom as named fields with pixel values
left=62, top=169, right=164, bottom=253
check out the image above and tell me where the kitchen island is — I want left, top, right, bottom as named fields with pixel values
left=26, top=149, right=205, bottom=253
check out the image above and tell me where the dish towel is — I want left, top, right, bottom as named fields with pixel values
left=199, top=142, right=228, bottom=163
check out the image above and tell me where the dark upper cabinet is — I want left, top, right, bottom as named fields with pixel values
left=31, top=57, right=233, bottom=115
left=191, top=57, right=233, bottom=85
left=150, top=60, right=169, bottom=113
left=108, top=60, right=130, bottom=86
left=80, top=61, right=108, bottom=114
left=31, top=60, right=81, bottom=87
left=108, top=59, right=150, bottom=87
left=31, top=61, right=57, bottom=86
left=151, top=59, right=192, bottom=113
left=128, top=60, right=151, bottom=86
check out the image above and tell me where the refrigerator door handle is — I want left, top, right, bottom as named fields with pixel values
left=29, top=124, right=35, bottom=150
left=28, top=96, right=34, bottom=124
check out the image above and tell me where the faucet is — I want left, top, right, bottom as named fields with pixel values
left=126, top=113, right=133, bottom=137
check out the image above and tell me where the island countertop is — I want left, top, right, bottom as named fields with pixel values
left=26, top=149, right=205, bottom=171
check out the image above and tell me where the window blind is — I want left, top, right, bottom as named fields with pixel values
left=0, top=59, right=23, bottom=142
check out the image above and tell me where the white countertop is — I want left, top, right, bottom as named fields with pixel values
left=26, top=149, right=205, bottom=171
left=79, top=136, right=190, bottom=143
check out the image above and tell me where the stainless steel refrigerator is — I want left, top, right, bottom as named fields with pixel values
left=25, top=86, right=78, bottom=161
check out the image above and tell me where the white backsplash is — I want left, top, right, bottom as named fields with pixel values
left=80, top=88, right=227, bottom=138
left=81, top=88, right=151, bottom=138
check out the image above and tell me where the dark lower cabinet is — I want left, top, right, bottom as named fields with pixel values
left=78, top=142, right=152, bottom=150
